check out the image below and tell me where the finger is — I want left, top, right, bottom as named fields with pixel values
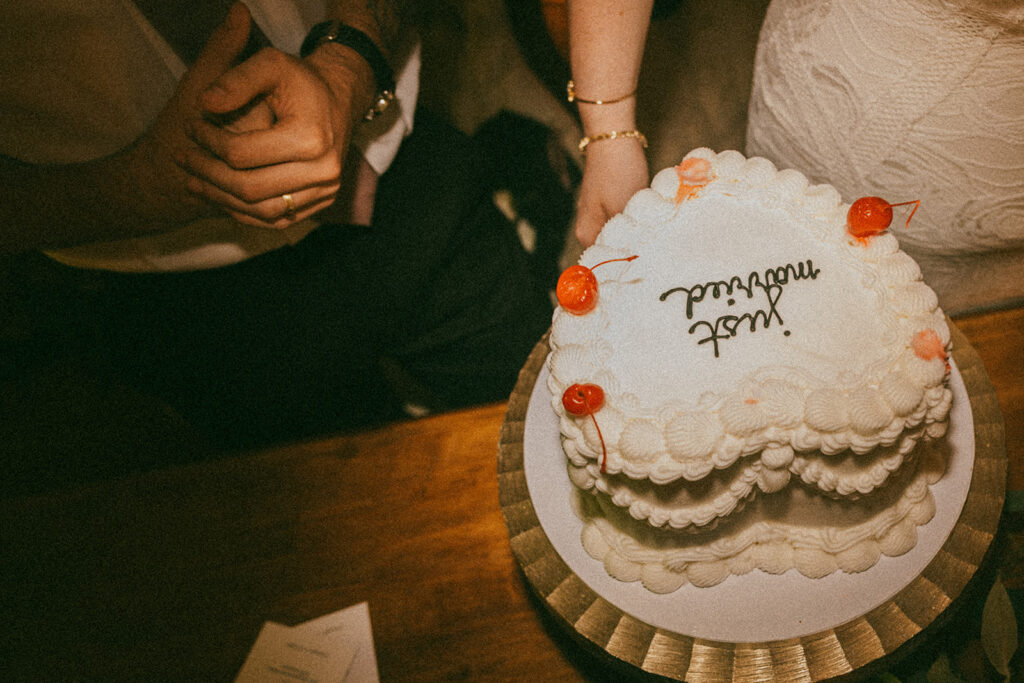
left=187, top=174, right=339, bottom=221
left=222, top=184, right=338, bottom=222
left=201, top=47, right=293, bottom=115
left=184, top=3, right=253, bottom=94
left=227, top=196, right=337, bottom=230
left=574, top=222, right=601, bottom=248
left=573, top=206, right=607, bottom=248
left=189, top=111, right=335, bottom=169
left=221, top=99, right=275, bottom=134
left=183, top=148, right=341, bottom=201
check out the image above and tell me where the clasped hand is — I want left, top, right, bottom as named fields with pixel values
left=175, top=3, right=373, bottom=230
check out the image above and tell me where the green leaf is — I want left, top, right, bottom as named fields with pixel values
left=925, top=653, right=965, bottom=683
left=980, top=577, right=1019, bottom=679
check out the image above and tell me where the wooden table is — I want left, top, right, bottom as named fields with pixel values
left=2, top=308, right=1021, bottom=681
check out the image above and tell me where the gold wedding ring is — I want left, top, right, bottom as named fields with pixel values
left=282, top=193, right=296, bottom=218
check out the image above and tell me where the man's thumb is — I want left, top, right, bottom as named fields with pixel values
left=188, top=3, right=252, bottom=87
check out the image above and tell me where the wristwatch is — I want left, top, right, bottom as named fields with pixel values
left=300, top=21, right=395, bottom=120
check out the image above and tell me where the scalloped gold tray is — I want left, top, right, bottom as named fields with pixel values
left=498, top=322, right=1006, bottom=681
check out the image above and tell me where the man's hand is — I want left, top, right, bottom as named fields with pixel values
left=1, top=2, right=255, bottom=252
left=181, top=8, right=379, bottom=229
left=121, top=1, right=261, bottom=227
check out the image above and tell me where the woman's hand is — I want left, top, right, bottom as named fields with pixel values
left=573, top=139, right=649, bottom=247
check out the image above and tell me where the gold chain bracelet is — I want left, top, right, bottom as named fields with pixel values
left=578, top=130, right=648, bottom=154
left=566, top=80, right=636, bottom=106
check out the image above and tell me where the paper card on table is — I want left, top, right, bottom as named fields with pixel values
left=235, top=620, right=357, bottom=683
left=294, top=602, right=379, bottom=683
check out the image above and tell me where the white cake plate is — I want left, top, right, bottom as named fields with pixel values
left=498, top=322, right=1006, bottom=681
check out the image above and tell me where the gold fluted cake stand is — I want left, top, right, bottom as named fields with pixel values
left=498, top=321, right=1006, bottom=681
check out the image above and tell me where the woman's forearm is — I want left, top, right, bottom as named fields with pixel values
left=567, top=0, right=654, bottom=136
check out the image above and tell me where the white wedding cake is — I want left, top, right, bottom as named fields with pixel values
left=547, top=148, right=952, bottom=592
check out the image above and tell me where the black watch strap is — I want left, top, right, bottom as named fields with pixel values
left=301, top=21, right=395, bottom=120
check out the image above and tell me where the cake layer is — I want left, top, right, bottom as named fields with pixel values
left=566, top=425, right=938, bottom=531
left=576, top=436, right=947, bottom=592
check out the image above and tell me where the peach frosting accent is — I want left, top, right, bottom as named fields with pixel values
left=674, top=158, right=714, bottom=203
left=912, top=329, right=947, bottom=362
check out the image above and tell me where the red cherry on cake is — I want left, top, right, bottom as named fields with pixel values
left=847, top=196, right=921, bottom=240
left=562, top=382, right=605, bottom=416
left=556, top=265, right=599, bottom=315
left=562, top=383, right=610, bottom=473
left=556, top=255, right=638, bottom=315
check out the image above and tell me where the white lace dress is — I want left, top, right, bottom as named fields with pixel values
left=746, top=0, right=1024, bottom=314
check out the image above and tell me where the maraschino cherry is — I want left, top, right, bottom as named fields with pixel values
left=562, top=383, right=609, bottom=473
left=556, top=255, right=638, bottom=315
left=847, top=196, right=921, bottom=240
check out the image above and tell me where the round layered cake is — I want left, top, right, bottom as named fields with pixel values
left=547, top=148, right=952, bottom=591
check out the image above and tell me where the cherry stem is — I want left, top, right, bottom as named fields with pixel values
left=888, top=200, right=921, bottom=228
left=591, top=255, right=639, bottom=271
left=581, top=392, right=608, bottom=474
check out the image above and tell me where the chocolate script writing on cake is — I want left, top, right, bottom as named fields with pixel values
left=659, top=259, right=821, bottom=357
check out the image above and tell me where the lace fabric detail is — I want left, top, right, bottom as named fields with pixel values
left=746, top=0, right=1024, bottom=313
left=939, top=0, right=1024, bottom=28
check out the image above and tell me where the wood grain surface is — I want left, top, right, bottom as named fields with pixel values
left=1, top=307, right=1021, bottom=681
